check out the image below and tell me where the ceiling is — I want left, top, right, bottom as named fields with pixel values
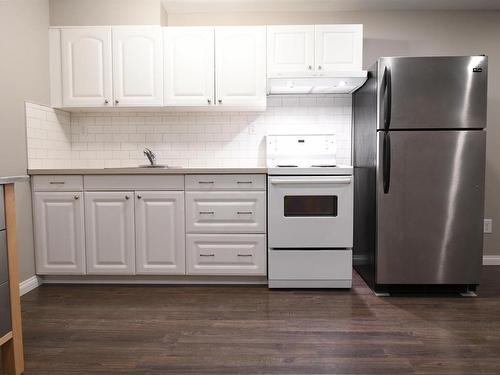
left=161, top=0, right=500, bottom=13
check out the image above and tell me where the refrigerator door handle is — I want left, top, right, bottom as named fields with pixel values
left=383, top=131, right=391, bottom=194
left=383, top=66, right=392, bottom=131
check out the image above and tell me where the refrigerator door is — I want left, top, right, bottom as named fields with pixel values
left=378, top=56, right=487, bottom=130
left=376, top=130, right=485, bottom=284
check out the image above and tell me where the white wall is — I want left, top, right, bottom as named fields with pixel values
left=0, top=0, right=50, bottom=282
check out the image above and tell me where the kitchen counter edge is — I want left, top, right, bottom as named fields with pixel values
left=0, top=175, right=30, bottom=184
left=27, top=168, right=269, bottom=175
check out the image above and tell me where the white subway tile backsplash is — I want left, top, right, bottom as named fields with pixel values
left=26, top=95, right=353, bottom=169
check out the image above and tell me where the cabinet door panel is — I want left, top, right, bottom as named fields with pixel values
left=61, top=28, right=112, bottom=107
left=34, top=192, right=85, bottom=274
left=164, top=27, right=215, bottom=106
left=85, top=192, right=135, bottom=275
left=215, top=26, right=266, bottom=107
left=113, top=26, right=163, bottom=106
left=267, top=25, right=314, bottom=76
left=315, top=24, right=363, bottom=72
left=135, top=191, right=185, bottom=275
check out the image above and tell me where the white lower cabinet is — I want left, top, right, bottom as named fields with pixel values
left=185, top=191, right=266, bottom=233
left=85, top=191, right=135, bottom=275
left=33, top=192, right=86, bottom=275
left=186, top=234, right=266, bottom=275
left=135, top=191, right=185, bottom=274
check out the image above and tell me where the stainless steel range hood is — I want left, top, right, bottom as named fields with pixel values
left=267, top=71, right=368, bottom=95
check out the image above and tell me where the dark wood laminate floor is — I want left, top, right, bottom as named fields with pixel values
left=9, top=267, right=500, bottom=375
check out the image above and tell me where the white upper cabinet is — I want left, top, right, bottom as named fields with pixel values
left=135, top=191, right=185, bottom=275
left=215, top=26, right=266, bottom=107
left=61, top=27, right=113, bottom=107
left=112, top=26, right=163, bottom=107
left=33, top=192, right=86, bottom=275
left=315, top=24, right=363, bottom=72
left=164, top=27, right=215, bottom=106
left=267, top=25, right=315, bottom=76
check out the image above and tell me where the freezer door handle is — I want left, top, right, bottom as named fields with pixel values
left=383, top=132, right=391, bottom=194
left=383, top=66, right=392, bottom=131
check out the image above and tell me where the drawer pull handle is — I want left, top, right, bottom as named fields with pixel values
left=199, top=211, right=215, bottom=215
left=237, top=181, right=253, bottom=184
left=200, top=253, right=215, bottom=257
left=238, top=254, right=253, bottom=257
left=49, top=181, right=66, bottom=185
left=198, top=181, right=214, bottom=184
left=237, top=211, right=253, bottom=215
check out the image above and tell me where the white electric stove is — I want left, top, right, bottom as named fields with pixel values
left=266, top=134, right=353, bottom=288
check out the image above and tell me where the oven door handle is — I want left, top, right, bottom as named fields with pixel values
left=270, top=177, right=352, bottom=185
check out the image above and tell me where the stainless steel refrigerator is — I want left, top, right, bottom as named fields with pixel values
left=353, top=56, right=487, bottom=293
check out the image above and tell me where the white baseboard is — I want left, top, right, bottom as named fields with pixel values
left=19, top=276, right=43, bottom=296
left=483, top=255, right=500, bottom=265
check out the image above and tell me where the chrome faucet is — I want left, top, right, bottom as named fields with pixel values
left=143, top=148, right=157, bottom=166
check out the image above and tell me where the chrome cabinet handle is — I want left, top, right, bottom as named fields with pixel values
left=318, top=65, right=322, bottom=70
left=199, top=211, right=215, bottom=215
left=238, top=254, right=253, bottom=257
left=200, top=253, right=215, bottom=257
left=237, top=211, right=253, bottom=215
left=125, top=195, right=130, bottom=200
left=137, top=195, right=142, bottom=199
left=74, top=195, right=79, bottom=200
left=207, top=99, right=211, bottom=104
left=198, top=181, right=214, bottom=184
left=237, top=181, right=253, bottom=184
left=308, top=65, right=312, bottom=70
left=49, top=181, right=65, bottom=185
left=115, top=100, right=119, bottom=104
left=218, top=99, right=222, bottom=104
left=104, top=99, right=109, bottom=104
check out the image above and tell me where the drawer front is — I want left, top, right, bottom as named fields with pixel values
left=186, top=191, right=266, bottom=233
left=0, top=282, right=11, bottom=337
left=269, top=249, right=352, bottom=280
left=185, top=174, right=266, bottom=190
left=186, top=234, right=266, bottom=275
left=0, top=231, right=7, bottom=284
left=84, top=175, right=184, bottom=191
left=0, top=187, right=5, bottom=230
left=33, top=175, right=83, bottom=192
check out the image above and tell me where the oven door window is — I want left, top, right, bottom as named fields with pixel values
left=284, top=195, right=338, bottom=217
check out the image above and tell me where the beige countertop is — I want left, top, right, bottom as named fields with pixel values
left=27, top=168, right=268, bottom=175
left=0, top=175, right=30, bottom=184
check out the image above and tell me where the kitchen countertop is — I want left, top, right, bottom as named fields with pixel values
left=27, top=168, right=269, bottom=175
left=0, top=175, right=30, bottom=184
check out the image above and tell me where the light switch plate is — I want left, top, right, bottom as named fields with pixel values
left=484, top=219, right=493, bottom=233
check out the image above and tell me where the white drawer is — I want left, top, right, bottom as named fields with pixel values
left=185, top=174, right=266, bottom=191
left=84, top=175, right=184, bottom=191
left=32, top=175, right=83, bottom=192
left=186, top=191, right=266, bottom=233
left=268, top=249, right=352, bottom=281
left=186, top=234, right=266, bottom=275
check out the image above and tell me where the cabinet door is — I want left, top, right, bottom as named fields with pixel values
left=85, top=192, right=135, bottom=275
left=112, top=26, right=163, bottom=106
left=164, top=27, right=215, bottom=106
left=61, top=27, right=113, bottom=107
left=135, top=191, right=185, bottom=275
left=267, top=25, right=314, bottom=76
left=215, top=26, right=266, bottom=107
left=315, top=24, right=363, bottom=72
left=33, top=192, right=85, bottom=275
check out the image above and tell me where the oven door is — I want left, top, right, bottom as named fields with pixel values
left=268, top=175, right=353, bottom=248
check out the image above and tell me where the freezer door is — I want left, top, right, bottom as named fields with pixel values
left=378, top=56, right=487, bottom=130
left=376, top=130, right=485, bottom=284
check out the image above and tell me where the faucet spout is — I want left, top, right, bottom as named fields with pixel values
left=143, top=148, right=157, bottom=166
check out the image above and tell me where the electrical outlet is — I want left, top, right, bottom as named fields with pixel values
left=248, top=124, right=257, bottom=135
left=484, top=219, right=493, bottom=234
